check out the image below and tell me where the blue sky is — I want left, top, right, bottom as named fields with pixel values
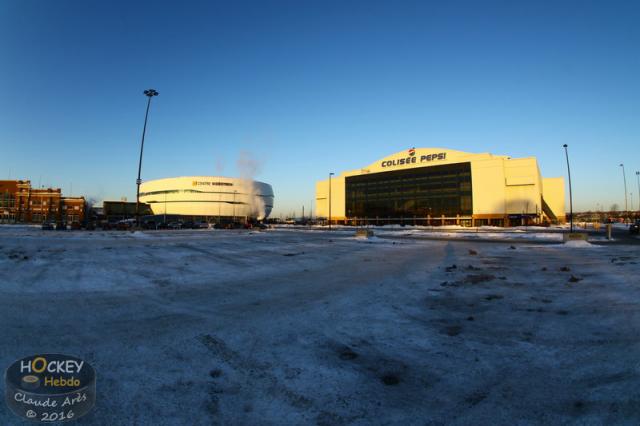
left=1, top=0, right=638, bottom=216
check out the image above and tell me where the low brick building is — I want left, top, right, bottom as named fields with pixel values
left=0, top=180, right=86, bottom=224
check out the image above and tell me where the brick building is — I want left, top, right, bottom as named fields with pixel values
left=0, top=180, right=86, bottom=224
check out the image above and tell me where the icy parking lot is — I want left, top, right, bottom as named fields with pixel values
left=1, top=226, right=639, bottom=425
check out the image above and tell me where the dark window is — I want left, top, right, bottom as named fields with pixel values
left=345, top=162, right=472, bottom=218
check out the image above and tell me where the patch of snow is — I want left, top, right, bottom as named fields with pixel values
left=563, top=239, right=598, bottom=248
left=131, top=230, right=152, bottom=238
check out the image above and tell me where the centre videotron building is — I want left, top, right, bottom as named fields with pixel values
left=315, top=148, right=565, bottom=226
left=139, top=176, right=274, bottom=222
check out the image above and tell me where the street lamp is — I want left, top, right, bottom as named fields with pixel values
left=233, top=190, right=237, bottom=224
left=636, top=171, right=640, bottom=211
left=620, top=164, right=628, bottom=217
left=562, top=144, right=573, bottom=233
left=135, top=88, right=159, bottom=228
left=328, top=172, right=334, bottom=231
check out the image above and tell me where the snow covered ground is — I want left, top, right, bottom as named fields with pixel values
left=277, top=224, right=586, bottom=243
left=0, top=227, right=639, bottom=425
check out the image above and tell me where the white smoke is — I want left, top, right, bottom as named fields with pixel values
left=236, top=151, right=266, bottom=220
left=215, top=156, right=225, bottom=175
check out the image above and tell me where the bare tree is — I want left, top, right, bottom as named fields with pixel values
left=84, top=197, right=98, bottom=225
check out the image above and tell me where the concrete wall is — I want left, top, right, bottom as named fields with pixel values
left=315, top=175, right=345, bottom=219
left=503, top=157, right=543, bottom=215
left=542, top=177, right=566, bottom=221
left=470, top=158, right=506, bottom=216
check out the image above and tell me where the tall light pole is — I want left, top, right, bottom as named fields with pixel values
left=620, top=164, right=628, bottom=215
left=135, top=88, right=159, bottom=227
left=563, top=144, right=573, bottom=233
left=233, top=190, right=237, bottom=224
left=636, top=171, right=640, bottom=211
left=328, top=172, right=334, bottom=231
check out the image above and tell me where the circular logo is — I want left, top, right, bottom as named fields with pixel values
left=5, top=354, right=96, bottom=423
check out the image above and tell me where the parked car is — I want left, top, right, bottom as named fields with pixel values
left=193, top=221, right=209, bottom=229
left=70, top=222, right=82, bottom=230
left=41, top=222, right=54, bottom=231
left=55, top=222, right=67, bottom=231
left=114, top=219, right=135, bottom=230
left=630, top=220, right=640, bottom=235
left=100, top=222, right=114, bottom=230
left=167, top=221, right=182, bottom=230
left=142, top=221, right=157, bottom=230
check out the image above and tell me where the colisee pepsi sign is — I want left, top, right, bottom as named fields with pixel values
left=381, top=152, right=447, bottom=168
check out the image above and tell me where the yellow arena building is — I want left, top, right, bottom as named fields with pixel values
left=315, top=148, right=565, bottom=227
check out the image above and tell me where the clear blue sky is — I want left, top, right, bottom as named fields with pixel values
left=1, top=0, right=638, bottom=215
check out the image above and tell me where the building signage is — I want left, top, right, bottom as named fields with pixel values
left=191, top=181, right=232, bottom=187
left=381, top=152, right=447, bottom=168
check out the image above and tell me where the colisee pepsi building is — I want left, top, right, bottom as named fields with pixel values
left=315, top=148, right=565, bottom=227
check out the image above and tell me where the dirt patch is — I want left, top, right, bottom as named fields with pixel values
left=339, top=348, right=359, bottom=361
left=444, top=325, right=462, bottom=336
left=283, top=252, right=305, bottom=257
left=484, top=294, right=504, bottom=301
left=465, top=274, right=495, bottom=284
left=381, top=374, right=400, bottom=386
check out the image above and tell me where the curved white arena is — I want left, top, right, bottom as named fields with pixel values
left=139, top=176, right=274, bottom=221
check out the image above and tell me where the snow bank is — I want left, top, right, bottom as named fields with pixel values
left=563, top=240, right=598, bottom=248
left=131, top=231, right=152, bottom=238
left=352, top=236, right=390, bottom=243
